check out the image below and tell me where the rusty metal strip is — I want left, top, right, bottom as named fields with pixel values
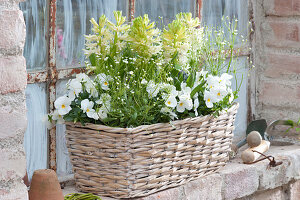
left=47, top=0, right=57, bottom=171
left=57, top=67, right=86, bottom=80
left=129, top=0, right=135, bottom=22
left=196, top=0, right=202, bottom=20
left=27, top=71, right=48, bottom=84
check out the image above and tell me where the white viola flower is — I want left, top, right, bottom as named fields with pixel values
left=179, top=83, right=192, bottom=96
left=76, top=73, right=90, bottom=83
left=67, top=79, right=82, bottom=96
left=81, top=99, right=96, bottom=119
left=211, top=85, right=228, bottom=102
left=219, top=73, right=233, bottom=86
left=97, top=107, right=108, bottom=120
left=85, top=81, right=98, bottom=97
left=146, top=80, right=160, bottom=98
left=96, top=93, right=111, bottom=112
left=54, top=96, right=72, bottom=115
left=194, top=98, right=200, bottom=117
left=161, top=84, right=178, bottom=97
left=52, top=110, right=65, bottom=124
left=165, top=96, right=177, bottom=108
left=67, top=90, right=76, bottom=101
left=204, top=90, right=216, bottom=108
left=160, top=107, right=177, bottom=120
left=206, top=75, right=219, bottom=90
left=176, top=95, right=193, bottom=113
left=95, top=73, right=112, bottom=91
left=141, top=79, right=148, bottom=85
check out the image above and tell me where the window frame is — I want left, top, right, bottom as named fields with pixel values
left=26, top=0, right=251, bottom=171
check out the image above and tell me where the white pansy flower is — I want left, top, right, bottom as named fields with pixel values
left=161, top=84, right=178, bottom=97
left=96, top=93, right=111, bottom=112
left=176, top=95, right=193, bottom=113
left=212, top=85, right=228, bottom=102
left=81, top=99, right=96, bottom=119
left=194, top=98, right=200, bottom=116
left=160, top=107, right=177, bottom=120
left=76, top=73, right=90, bottom=83
left=146, top=80, right=160, bottom=98
left=95, top=73, right=112, bottom=91
left=179, top=83, right=192, bottom=96
left=97, top=107, right=108, bottom=120
left=165, top=96, right=177, bottom=108
left=204, top=90, right=216, bottom=108
left=52, top=110, right=65, bottom=124
left=206, top=75, right=219, bottom=90
left=54, top=96, right=72, bottom=115
left=85, top=80, right=98, bottom=98
left=219, top=73, right=233, bottom=86
left=67, top=79, right=82, bottom=96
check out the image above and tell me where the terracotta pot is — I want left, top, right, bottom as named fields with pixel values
left=29, top=169, right=64, bottom=200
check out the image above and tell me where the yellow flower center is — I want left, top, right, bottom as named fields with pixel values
left=167, top=101, right=171, bottom=105
left=61, top=104, right=66, bottom=109
left=87, top=108, right=90, bottom=112
left=104, top=82, right=108, bottom=86
left=179, top=102, right=184, bottom=106
left=210, top=85, right=213, bottom=88
left=217, top=92, right=221, bottom=96
left=207, top=98, right=211, bottom=102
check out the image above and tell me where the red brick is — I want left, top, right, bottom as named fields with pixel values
left=265, top=0, right=300, bottom=16
left=0, top=9, right=25, bottom=51
left=259, top=81, right=300, bottom=108
left=289, top=180, right=300, bottom=200
left=0, top=56, right=27, bottom=94
left=264, top=21, right=300, bottom=48
left=264, top=54, right=300, bottom=79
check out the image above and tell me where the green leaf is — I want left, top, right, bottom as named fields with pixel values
left=190, top=81, right=205, bottom=98
left=186, top=72, right=195, bottom=88
left=89, top=53, right=97, bottom=66
left=296, top=127, right=300, bottom=132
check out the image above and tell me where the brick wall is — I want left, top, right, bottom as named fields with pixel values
left=0, top=0, right=28, bottom=199
left=251, top=0, right=300, bottom=124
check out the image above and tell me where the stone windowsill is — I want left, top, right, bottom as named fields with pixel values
left=62, top=143, right=300, bottom=200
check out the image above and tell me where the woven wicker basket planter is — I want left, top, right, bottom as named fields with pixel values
left=65, top=103, right=239, bottom=198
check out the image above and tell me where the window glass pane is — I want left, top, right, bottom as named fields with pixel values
left=202, top=0, right=249, bottom=43
left=25, top=83, right=48, bottom=181
left=19, top=0, right=47, bottom=71
left=135, top=0, right=195, bottom=28
left=230, top=57, right=248, bottom=136
left=56, top=80, right=72, bottom=176
left=56, top=0, right=128, bottom=69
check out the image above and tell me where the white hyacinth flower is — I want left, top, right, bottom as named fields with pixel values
left=54, top=96, right=72, bottom=115
left=52, top=110, right=65, bottom=124
left=204, top=90, right=216, bottom=108
left=81, top=99, right=96, bottom=119
left=165, top=96, right=177, bottom=108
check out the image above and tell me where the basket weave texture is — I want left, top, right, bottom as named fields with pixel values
left=65, top=103, right=239, bottom=198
